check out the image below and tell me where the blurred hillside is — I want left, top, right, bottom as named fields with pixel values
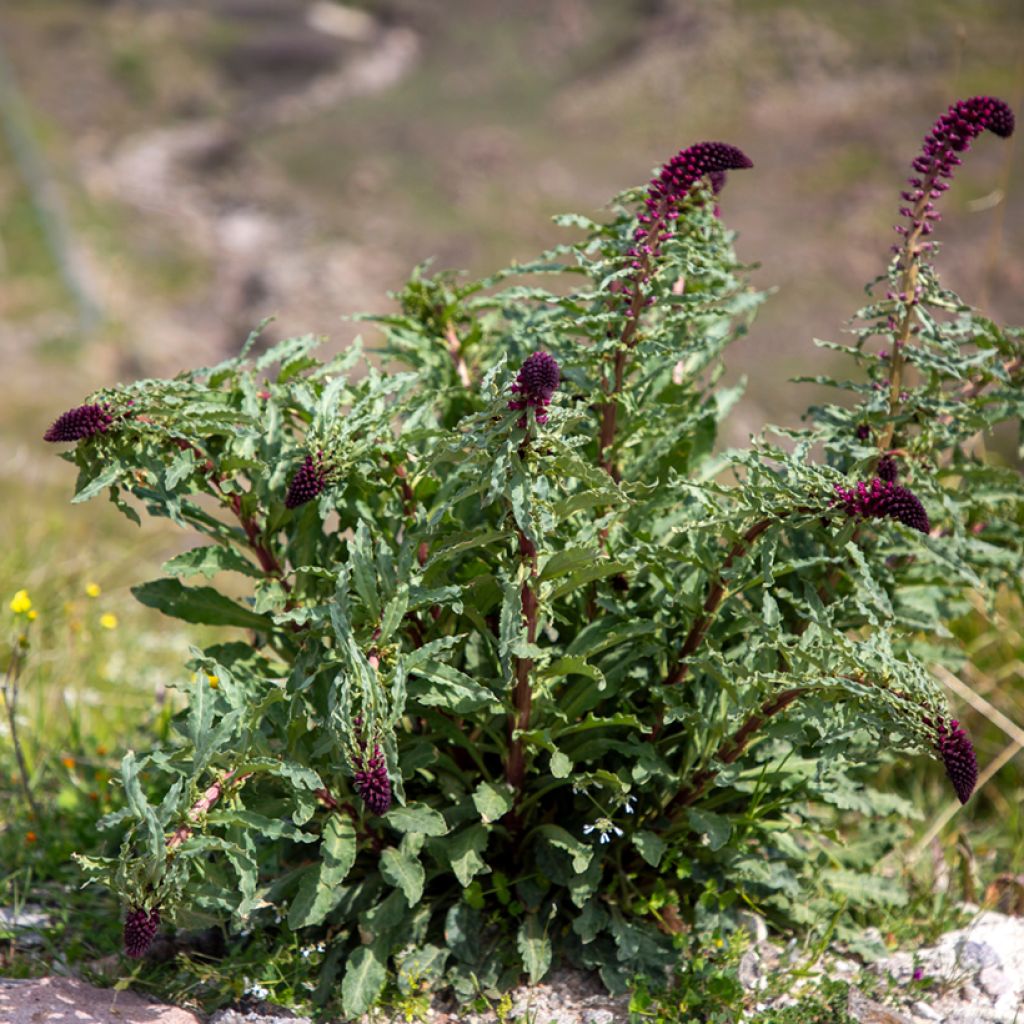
left=1, top=0, right=1021, bottom=439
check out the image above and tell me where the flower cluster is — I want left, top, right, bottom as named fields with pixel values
left=833, top=478, right=930, bottom=534
left=43, top=402, right=115, bottom=443
left=877, top=455, right=899, bottom=482
left=627, top=141, right=753, bottom=290
left=123, top=906, right=160, bottom=958
left=352, top=743, right=392, bottom=815
left=284, top=451, right=328, bottom=509
left=897, top=96, right=1014, bottom=250
left=934, top=718, right=978, bottom=804
left=509, top=351, right=561, bottom=426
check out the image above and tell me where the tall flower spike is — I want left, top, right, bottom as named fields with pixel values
left=123, top=906, right=160, bottom=958
left=935, top=718, right=978, bottom=804
left=624, top=141, right=752, bottom=301
left=897, top=97, right=1014, bottom=251
left=509, top=351, right=561, bottom=426
left=833, top=478, right=930, bottom=534
left=353, top=743, right=391, bottom=815
left=44, top=402, right=114, bottom=443
left=285, top=451, right=328, bottom=509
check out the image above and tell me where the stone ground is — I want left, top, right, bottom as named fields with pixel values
left=1, top=911, right=1022, bottom=1024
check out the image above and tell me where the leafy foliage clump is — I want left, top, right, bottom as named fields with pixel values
left=50, top=100, right=1021, bottom=1015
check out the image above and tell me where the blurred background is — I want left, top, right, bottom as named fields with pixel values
left=1, top=0, right=1022, bottom=939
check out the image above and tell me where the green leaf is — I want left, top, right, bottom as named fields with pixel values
left=72, top=462, right=123, bottom=504
left=549, top=751, right=572, bottom=778
left=163, top=545, right=262, bottom=580
left=549, top=561, right=631, bottom=599
left=287, top=815, right=357, bottom=928
left=573, top=899, right=608, bottom=944
left=207, top=810, right=315, bottom=843
left=386, top=803, right=449, bottom=836
left=539, top=546, right=600, bottom=580
left=447, top=825, right=488, bottom=887
left=687, top=808, right=732, bottom=852
left=407, top=662, right=501, bottom=714
left=517, top=915, right=552, bottom=984
left=472, top=781, right=513, bottom=823
left=341, top=942, right=387, bottom=1016
left=381, top=846, right=425, bottom=905
left=631, top=830, right=666, bottom=868
left=350, top=520, right=381, bottom=619
left=132, top=578, right=272, bottom=631
left=537, top=824, right=592, bottom=873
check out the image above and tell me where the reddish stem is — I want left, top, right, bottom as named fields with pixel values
left=665, top=518, right=775, bottom=688
left=166, top=770, right=251, bottom=851
left=668, top=687, right=807, bottom=811
left=445, top=322, right=472, bottom=388
left=505, top=532, right=539, bottom=795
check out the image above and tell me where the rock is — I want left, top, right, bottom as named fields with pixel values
left=0, top=903, right=52, bottom=946
left=0, top=976, right=201, bottom=1024
left=737, top=948, right=764, bottom=991
left=211, top=1010, right=311, bottom=1024
left=910, top=1001, right=941, bottom=1021
left=846, top=987, right=913, bottom=1024
left=735, top=910, right=768, bottom=944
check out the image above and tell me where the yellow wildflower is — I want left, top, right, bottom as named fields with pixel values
left=27, top=610, right=37, bottom=621
left=99, top=613, right=118, bottom=630
left=208, top=675, right=219, bottom=689
left=9, top=590, right=32, bottom=615
left=85, top=582, right=101, bottom=598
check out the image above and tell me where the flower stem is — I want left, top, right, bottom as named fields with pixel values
left=665, top=517, right=776, bottom=688
left=505, top=531, right=539, bottom=799
left=667, top=687, right=807, bottom=812
left=166, top=770, right=250, bottom=851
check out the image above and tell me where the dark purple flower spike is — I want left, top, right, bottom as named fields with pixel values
left=509, top=351, right=561, bottom=426
left=123, top=906, right=160, bottom=958
left=833, top=478, right=930, bottom=534
left=897, top=97, right=1014, bottom=251
left=630, top=141, right=753, bottom=276
left=44, top=403, right=115, bottom=443
left=353, top=743, right=392, bottom=815
left=935, top=718, right=978, bottom=804
left=285, top=451, right=328, bottom=509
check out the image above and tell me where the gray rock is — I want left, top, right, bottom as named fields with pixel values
left=909, top=1001, right=941, bottom=1021
left=211, top=1011, right=311, bottom=1024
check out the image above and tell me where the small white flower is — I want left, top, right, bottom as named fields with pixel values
left=582, top=823, right=596, bottom=835
left=623, top=796, right=636, bottom=814
left=612, top=825, right=624, bottom=837
left=599, top=832, right=611, bottom=844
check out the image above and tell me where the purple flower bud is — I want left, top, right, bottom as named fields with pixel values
left=509, top=351, right=560, bottom=425
left=123, top=906, right=160, bottom=958
left=832, top=478, right=930, bottom=533
left=353, top=744, right=391, bottom=815
left=877, top=455, right=899, bottom=482
left=935, top=718, right=978, bottom=804
left=895, top=97, right=1014, bottom=241
left=44, top=402, right=115, bottom=443
left=285, top=451, right=328, bottom=509
left=855, top=424, right=872, bottom=442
